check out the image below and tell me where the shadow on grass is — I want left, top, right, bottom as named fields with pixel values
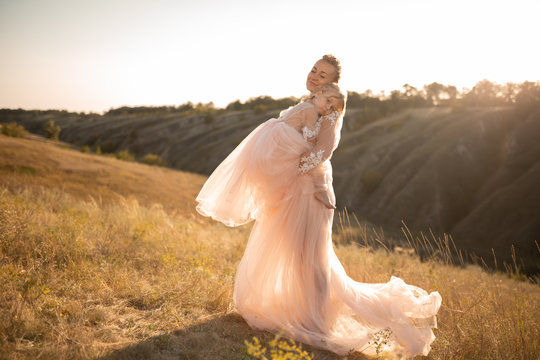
left=97, top=312, right=369, bottom=360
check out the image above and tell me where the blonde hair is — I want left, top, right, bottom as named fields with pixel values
left=303, top=83, right=346, bottom=113
left=319, top=54, right=341, bottom=83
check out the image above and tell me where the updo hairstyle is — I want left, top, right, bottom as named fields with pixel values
left=319, top=54, right=341, bottom=83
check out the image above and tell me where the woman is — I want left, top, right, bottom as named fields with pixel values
left=306, top=54, right=341, bottom=92
left=196, top=55, right=441, bottom=358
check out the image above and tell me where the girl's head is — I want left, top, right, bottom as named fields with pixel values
left=308, top=83, right=346, bottom=116
left=306, top=54, right=341, bottom=92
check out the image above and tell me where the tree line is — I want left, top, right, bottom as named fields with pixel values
left=104, top=79, right=539, bottom=119
left=1, top=80, right=538, bottom=120
left=346, top=80, right=540, bottom=120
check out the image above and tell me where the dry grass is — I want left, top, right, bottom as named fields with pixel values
left=333, top=223, right=540, bottom=360
left=1, top=134, right=539, bottom=359
left=0, top=134, right=206, bottom=216
left=0, top=186, right=252, bottom=359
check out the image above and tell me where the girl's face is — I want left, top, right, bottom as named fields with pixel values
left=306, top=60, right=336, bottom=92
left=313, top=92, right=340, bottom=116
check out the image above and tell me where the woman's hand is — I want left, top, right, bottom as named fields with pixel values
left=314, top=191, right=336, bottom=210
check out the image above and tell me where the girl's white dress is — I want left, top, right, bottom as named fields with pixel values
left=196, top=102, right=442, bottom=358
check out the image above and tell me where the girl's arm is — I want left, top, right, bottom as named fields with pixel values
left=299, top=112, right=340, bottom=174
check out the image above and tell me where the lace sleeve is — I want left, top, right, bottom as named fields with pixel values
left=299, top=111, right=341, bottom=174
left=302, top=113, right=321, bottom=144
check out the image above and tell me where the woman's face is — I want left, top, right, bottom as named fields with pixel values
left=306, top=60, right=336, bottom=92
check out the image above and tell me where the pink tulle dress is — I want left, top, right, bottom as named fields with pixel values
left=196, top=101, right=442, bottom=358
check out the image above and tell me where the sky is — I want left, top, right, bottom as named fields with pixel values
left=1, top=0, right=539, bottom=113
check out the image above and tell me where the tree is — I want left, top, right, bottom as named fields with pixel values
left=1, top=122, right=27, bottom=137
left=401, top=84, right=428, bottom=107
left=446, top=85, right=458, bottom=101
left=502, top=82, right=518, bottom=104
left=515, top=81, right=540, bottom=116
left=44, top=120, right=61, bottom=140
left=463, top=79, right=503, bottom=106
left=402, top=84, right=419, bottom=98
left=226, top=100, right=242, bottom=111
left=177, top=102, right=194, bottom=112
left=424, top=82, right=445, bottom=105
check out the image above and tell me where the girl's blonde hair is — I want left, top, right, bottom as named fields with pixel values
left=303, top=83, right=346, bottom=113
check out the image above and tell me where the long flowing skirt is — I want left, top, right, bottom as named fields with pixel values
left=196, top=118, right=441, bottom=357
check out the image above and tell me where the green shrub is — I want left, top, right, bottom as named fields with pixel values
left=140, top=154, right=167, bottom=167
left=80, top=145, right=90, bottom=153
left=44, top=120, right=61, bottom=140
left=1, top=122, right=27, bottom=137
left=362, top=169, right=383, bottom=193
left=116, top=149, right=134, bottom=162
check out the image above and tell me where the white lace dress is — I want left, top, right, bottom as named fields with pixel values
left=196, top=101, right=442, bottom=358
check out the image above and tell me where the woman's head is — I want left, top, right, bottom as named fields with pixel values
left=309, top=83, right=346, bottom=116
left=306, top=54, right=341, bottom=92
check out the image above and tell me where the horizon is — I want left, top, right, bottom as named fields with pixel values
left=1, top=0, right=539, bottom=113
left=1, top=77, right=534, bottom=115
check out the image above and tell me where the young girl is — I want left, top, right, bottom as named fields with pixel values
left=196, top=81, right=441, bottom=357
left=284, top=83, right=345, bottom=210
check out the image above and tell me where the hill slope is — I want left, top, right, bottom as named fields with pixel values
left=332, top=107, right=540, bottom=272
left=2, top=106, right=539, bottom=272
left=0, top=134, right=206, bottom=216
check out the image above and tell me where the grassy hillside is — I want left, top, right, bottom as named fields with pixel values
left=1, top=134, right=539, bottom=359
left=0, top=134, right=205, bottom=216
left=2, top=106, right=539, bottom=274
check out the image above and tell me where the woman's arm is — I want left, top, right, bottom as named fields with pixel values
left=283, top=102, right=318, bottom=134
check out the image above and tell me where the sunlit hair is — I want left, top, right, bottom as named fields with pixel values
left=319, top=54, right=341, bottom=83
left=302, top=83, right=346, bottom=113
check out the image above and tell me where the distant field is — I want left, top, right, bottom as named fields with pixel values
left=1, top=134, right=539, bottom=359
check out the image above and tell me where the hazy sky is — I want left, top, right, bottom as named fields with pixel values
left=1, top=0, right=539, bottom=113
